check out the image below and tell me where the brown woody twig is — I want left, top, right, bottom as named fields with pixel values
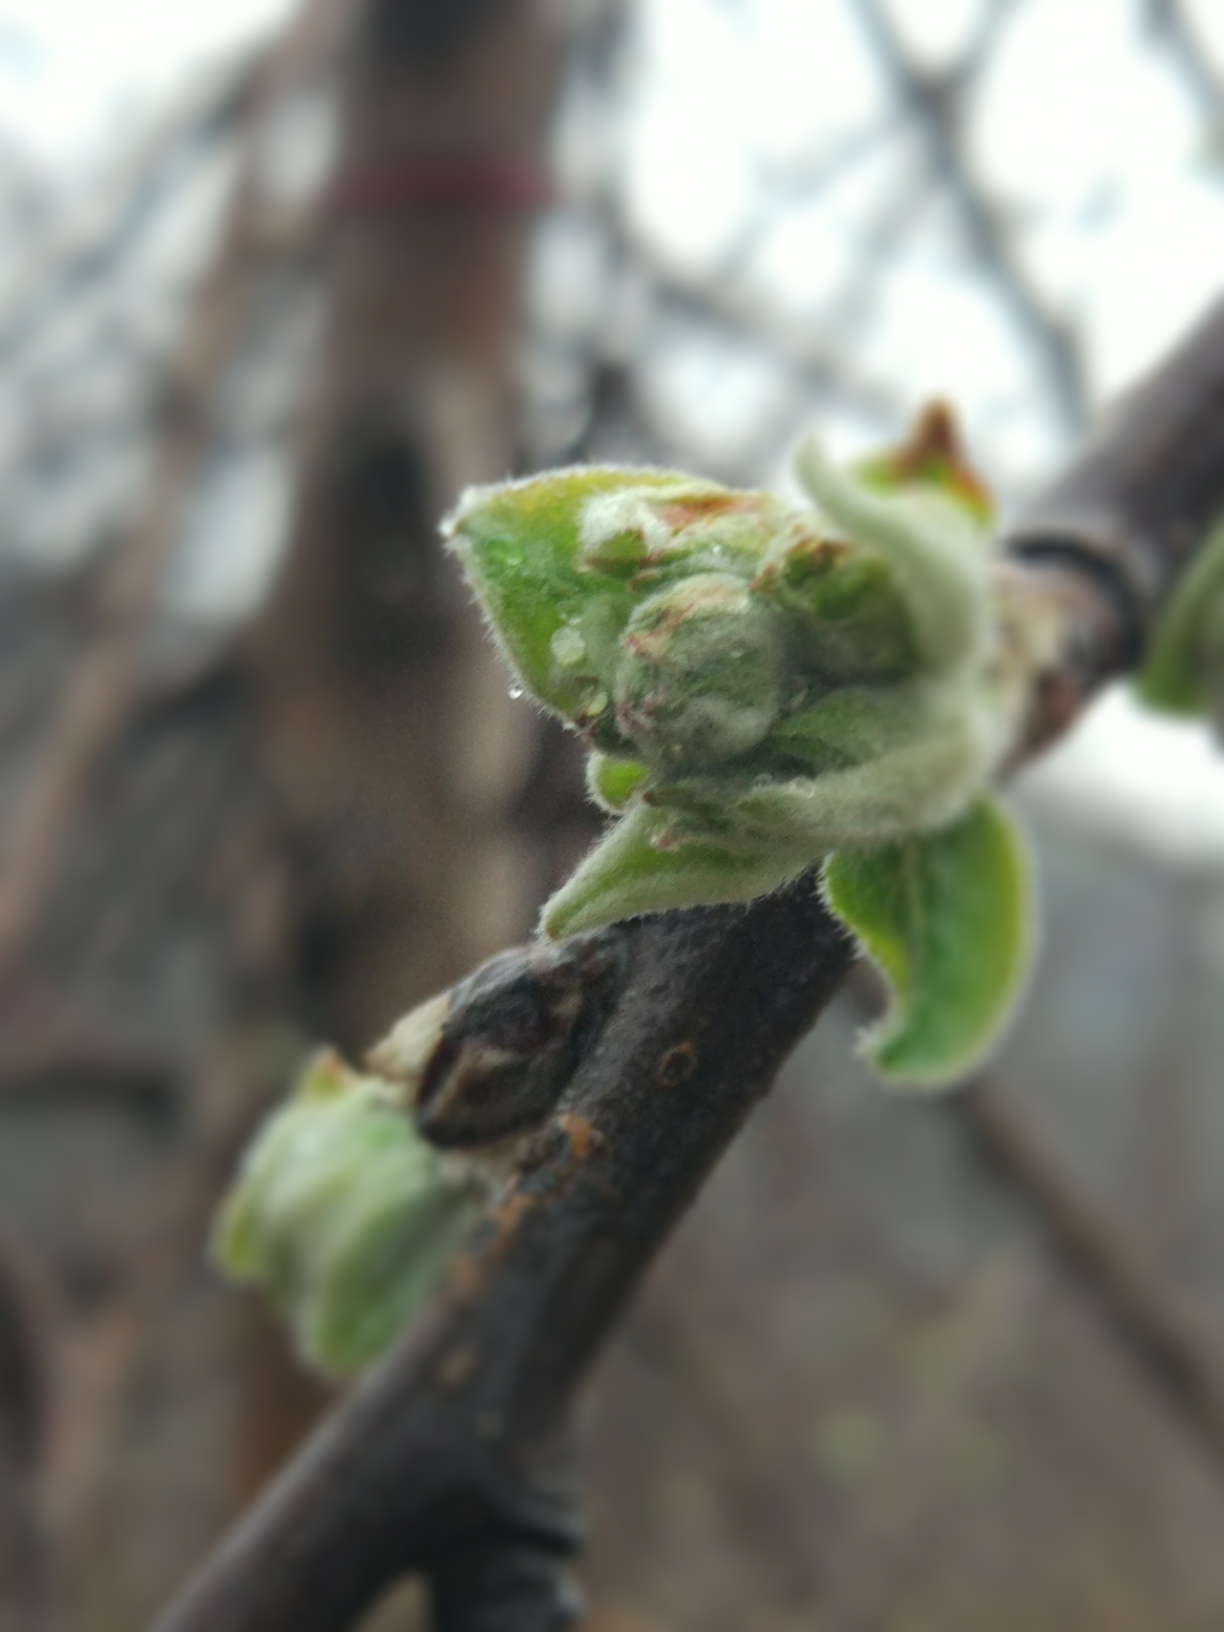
left=843, top=961, right=1224, bottom=1471
left=960, top=1077, right=1224, bottom=1457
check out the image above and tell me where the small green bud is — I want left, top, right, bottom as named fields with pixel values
left=212, top=1051, right=485, bottom=1376
left=444, top=466, right=739, bottom=747
left=586, top=751, right=650, bottom=812
left=443, top=467, right=830, bottom=752
left=756, top=534, right=918, bottom=689
left=614, top=574, right=788, bottom=768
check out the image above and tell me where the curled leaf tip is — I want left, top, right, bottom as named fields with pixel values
left=856, top=401, right=994, bottom=527
left=822, top=796, right=1035, bottom=1090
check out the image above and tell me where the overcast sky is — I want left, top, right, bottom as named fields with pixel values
left=0, top=0, right=293, bottom=166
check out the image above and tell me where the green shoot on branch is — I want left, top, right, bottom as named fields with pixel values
left=446, top=407, right=1035, bottom=1089
left=212, top=410, right=1046, bottom=1379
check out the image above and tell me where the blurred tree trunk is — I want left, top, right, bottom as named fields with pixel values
left=252, top=0, right=577, bottom=1060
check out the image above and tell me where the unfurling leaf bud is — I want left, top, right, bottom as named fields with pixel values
left=446, top=410, right=1037, bottom=1088
left=212, top=1051, right=485, bottom=1376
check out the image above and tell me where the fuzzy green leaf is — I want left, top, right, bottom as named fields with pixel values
left=445, top=466, right=737, bottom=736
left=822, top=796, right=1033, bottom=1089
left=541, top=799, right=807, bottom=938
left=795, top=444, right=988, bottom=678
left=213, top=1052, right=484, bottom=1376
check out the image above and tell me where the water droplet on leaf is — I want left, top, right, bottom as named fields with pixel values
left=550, top=626, right=587, bottom=668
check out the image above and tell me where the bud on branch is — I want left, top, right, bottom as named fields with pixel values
left=446, top=407, right=1036, bottom=1088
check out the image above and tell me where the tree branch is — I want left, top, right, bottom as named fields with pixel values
left=156, top=887, right=855, bottom=1631
left=959, top=1077, right=1224, bottom=1456
left=154, top=293, right=1224, bottom=1632
left=851, top=0, right=1089, bottom=433
left=837, top=952, right=1224, bottom=1464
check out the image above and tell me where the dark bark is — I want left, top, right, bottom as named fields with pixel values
left=1010, top=293, right=1224, bottom=643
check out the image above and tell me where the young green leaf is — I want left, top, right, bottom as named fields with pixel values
left=541, top=799, right=809, bottom=939
left=444, top=466, right=768, bottom=745
left=854, top=399, right=994, bottom=529
left=213, top=1052, right=485, bottom=1376
left=795, top=442, right=989, bottom=678
left=822, top=796, right=1033, bottom=1088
